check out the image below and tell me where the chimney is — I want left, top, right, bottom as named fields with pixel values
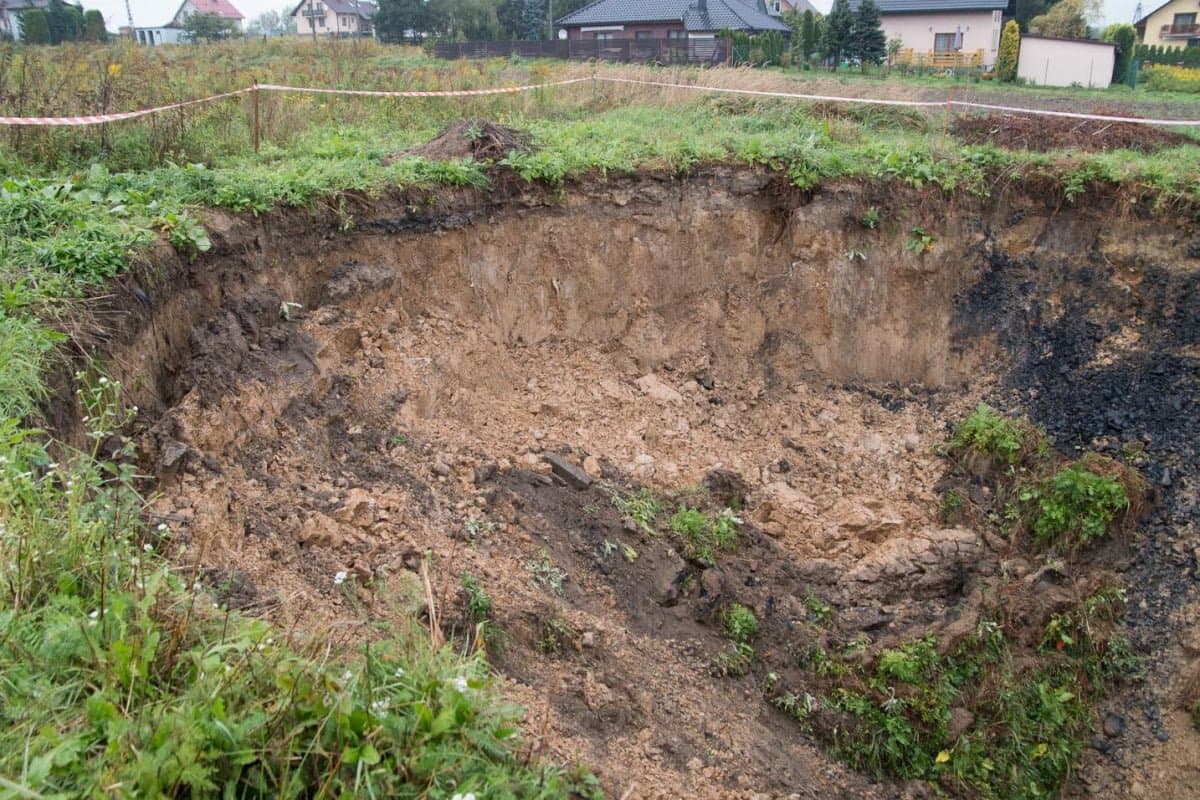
left=698, top=0, right=707, bottom=14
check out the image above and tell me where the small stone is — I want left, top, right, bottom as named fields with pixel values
left=635, top=453, right=655, bottom=466
left=1103, top=712, right=1125, bottom=738
left=543, top=453, right=592, bottom=490
left=903, top=434, right=921, bottom=453
left=432, top=458, right=451, bottom=477
left=635, top=373, right=683, bottom=405
left=581, top=631, right=596, bottom=648
left=695, top=374, right=715, bottom=391
left=582, top=455, right=601, bottom=475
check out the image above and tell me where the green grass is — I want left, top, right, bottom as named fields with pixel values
left=721, top=603, right=759, bottom=644
left=669, top=506, right=741, bottom=565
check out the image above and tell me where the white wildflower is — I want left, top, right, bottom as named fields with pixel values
left=333, top=570, right=348, bottom=586
left=371, top=699, right=388, bottom=713
left=156, top=523, right=169, bottom=532
left=394, top=667, right=405, bottom=678
left=453, top=676, right=469, bottom=693
left=451, top=793, right=477, bottom=800
left=143, top=543, right=153, bottom=553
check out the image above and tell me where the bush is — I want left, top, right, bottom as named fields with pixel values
left=1141, top=65, right=1200, bottom=93
left=721, top=604, right=759, bottom=643
left=997, top=20, right=1019, bottom=83
left=669, top=506, right=741, bottom=565
left=1024, top=465, right=1130, bottom=547
left=950, top=404, right=1037, bottom=464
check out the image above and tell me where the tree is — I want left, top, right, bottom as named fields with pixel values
left=823, top=0, right=853, bottom=69
left=1102, top=22, right=1136, bottom=83
left=850, top=0, right=886, bottom=66
left=20, top=9, right=51, bottom=43
left=46, top=0, right=83, bottom=44
left=801, top=9, right=819, bottom=62
left=247, top=10, right=283, bottom=35
left=82, top=9, right=107, bottom=40
left=1028, top=0, right=1099, bottom=39
left=1014, top=0, right=1052, bottom=30
left=997, top=19, right=1019, bottom=82
left=430, top=0, right=501, bottom=40
left=182, top=12, right=240, bottom=41
left=375, top=0, right=433, bottom=42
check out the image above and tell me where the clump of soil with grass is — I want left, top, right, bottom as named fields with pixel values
left=388, top=119, right=532, bottom=163
left=952, top=112, right=1194, bottom=152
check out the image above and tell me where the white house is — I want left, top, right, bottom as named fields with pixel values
left=852, top=0, right=1008, bottom=67
left=292, top=1, right=376, bottom=38
left=1017, top=35, right=1116, bottom=88
left=134, top=0, right=245, bottom=45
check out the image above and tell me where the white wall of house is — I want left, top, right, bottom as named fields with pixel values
left=881, top=10, right=1003, bottom=66
left=1139, top=0, right=1199, bottom=47
left=135, top=27, right=188, bottom=45
left=1017, top=36, right=1115, bottom=88
left=293, top=4, right=366, bottom=36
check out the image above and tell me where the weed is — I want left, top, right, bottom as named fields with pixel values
left=610, top=486, right=661, bottom=534
left=904, top=226, right=936, bottom=254
left=463, top=518, right=495, bottom=541
left=1022, top=465, right=1129, bottom=547
left=950, top=403, right=1036, bottom=465
left=861, top=206, right=881, bottom=229
left=712, top=642, right=755, bottom=677
left=538, top=617, right=578, bottom=656
left=156, top=211, right=211, bottom=260
left=721, top=603, right=759, bottom=643
left=389, top=433, right=409, bottom=447
left=526, top=549, right=567, bottom=595
left=278, top=300, right=303, bottom=321
left=461, top=574, right=492, bottom=622
left=804, top=592, right=834, bottom=625
left=669, top=506, right=741, bottom=565
left=845, top=247, right=868, bottom=263
left=939, top=489, right=964, bottom=520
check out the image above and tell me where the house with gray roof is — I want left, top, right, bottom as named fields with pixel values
left=556, top=0, right=791, bottom=42
left=0, top=0, right=50, bottom=41
left=850, top=0, right=1008, bottom=67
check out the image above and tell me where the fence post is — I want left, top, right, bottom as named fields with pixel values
left=252, top=79, right=260, bottom=154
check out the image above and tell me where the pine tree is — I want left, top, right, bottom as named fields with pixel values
left=823, top=0, right=853, bottom=69
left=82, top=9, right=106, bottom=41
left=800, top=9, right=818, bottom=62
left=850, top=0, right=886, bottom=66
left=996, top=19, right=1019, bottom=82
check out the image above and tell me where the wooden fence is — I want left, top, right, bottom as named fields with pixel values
left=433, top=38, right=731, bottom=65
left=893, top=48, right=985, bottom=70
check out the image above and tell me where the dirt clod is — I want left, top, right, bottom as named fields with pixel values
left=389, top=119, right=532, bottom=163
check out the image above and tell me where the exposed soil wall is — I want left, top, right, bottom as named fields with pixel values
left=66, top=168, right=1200, bottom=799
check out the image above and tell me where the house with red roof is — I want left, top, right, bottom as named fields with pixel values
left=134, top=0, right=245, bottom=45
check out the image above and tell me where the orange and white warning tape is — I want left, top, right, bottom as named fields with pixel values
left=0, top=87, right=254, bottom=126
left=2, top=75, right=1199, bottom=127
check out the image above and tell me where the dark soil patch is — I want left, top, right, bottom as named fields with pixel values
left=389, top=119, right=532, bottom=163
left=952, top=113, right=1194, bottom=152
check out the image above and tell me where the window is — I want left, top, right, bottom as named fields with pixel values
left=635, top=31, right=653, bottom=40
left=933, top=32, right=957, bottom=52
left=594, top=31, right=614, bottom=40
left=1173, top=13, right=1196, bottom=26
left=772, top=1, right=781, bottom=12
left=667, top=29, right=686, bottom=38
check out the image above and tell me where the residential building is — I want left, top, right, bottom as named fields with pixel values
left=132, top=0, right=245, bottom=45
left=168, top=0, right=245, bottom=28
left=851, top=0, right=1007, bottom=67
left=0, top=0, right=50, bottom=41
left=1135, top=0, right=1200, bottom=48
left=292, top=1, right=376, bottom=38
left=767, top=0, right=819, bottom=18
left=1017, top=34, right=1115, bottom=87
left=557, top=0, right=791, bottom=41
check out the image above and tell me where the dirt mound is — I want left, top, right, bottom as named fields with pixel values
left=389, top=119, right=532, bottom=163
left=952, top=112, right=1193, bottom=152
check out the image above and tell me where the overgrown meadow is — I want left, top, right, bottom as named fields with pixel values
left=1, top=36, right=1199, bottom=797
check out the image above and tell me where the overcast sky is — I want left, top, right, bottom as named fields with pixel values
left=88, top=0, right=1147, bottom=32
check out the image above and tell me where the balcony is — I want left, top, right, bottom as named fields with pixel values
left=300, top=4, right=327, bottom=17
left=1160, top=23, right=1200, bottom=38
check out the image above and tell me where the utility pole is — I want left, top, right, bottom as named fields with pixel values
left=546, top=0, right=552, bottom=40
left=309, top=0, right=318, bottom=42
left=124, top=0, right=135, bottom=39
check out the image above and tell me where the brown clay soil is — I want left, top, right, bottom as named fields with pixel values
left=386, top=119, right=532, bottom=164
left=84, top=170, right=1200, bottom=798
left=952, top=112, right=1196, bottom=152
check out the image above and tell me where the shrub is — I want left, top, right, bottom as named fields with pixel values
left=669, top=506, right=741, bottom=565
left=1024, top=465, right=1130, bottom=547
left=997, top=20, right=1020, bottom=83
left=950, top=404, right=1036, bottom=464
left=721, top=604, right=759, bottom=643
left=1141, top=65, right=1200, bottom=94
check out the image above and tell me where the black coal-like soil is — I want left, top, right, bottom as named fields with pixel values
left=957, top=232, right=1200, bottom=751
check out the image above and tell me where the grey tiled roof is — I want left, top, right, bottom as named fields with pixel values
left=558, top=0, right=791, bottom=32
left=850, top=0, right=1007, bottom=12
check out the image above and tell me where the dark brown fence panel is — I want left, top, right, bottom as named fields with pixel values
left=433, top=39, right=729, bottom=65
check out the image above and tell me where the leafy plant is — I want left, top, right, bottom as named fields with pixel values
left=461, top=574, right=492, bottom=621
left=721, top=603, right=759, bottom=644
left=610, top=487, right=661, bottom=534
left=538, top=617, right=578, bottom=656
left=804, top=592, right=833, bottom=625
left=157, top=211, right=211, bottom=259
left=669, top=506, right=741, bottom=565
left=904, top=226, right=936, bottom=254
left=950, top=404, right=1036, bottom=465
left=1023, top=465, right=1129, bottom=547
left=860, top=206, right=880, bottom=229
left=526, top=550, right=567, bottom=595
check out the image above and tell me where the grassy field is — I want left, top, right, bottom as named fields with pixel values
left=0, top=37, right=1197, bottom=797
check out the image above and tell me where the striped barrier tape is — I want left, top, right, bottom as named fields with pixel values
left=256, top=77, right=591, bottom=97
left=2, top=74, right=1198, bottom=127
left=0, top=87, right=255, bottom=127
left=595, top=76, right=1200, bottom=126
